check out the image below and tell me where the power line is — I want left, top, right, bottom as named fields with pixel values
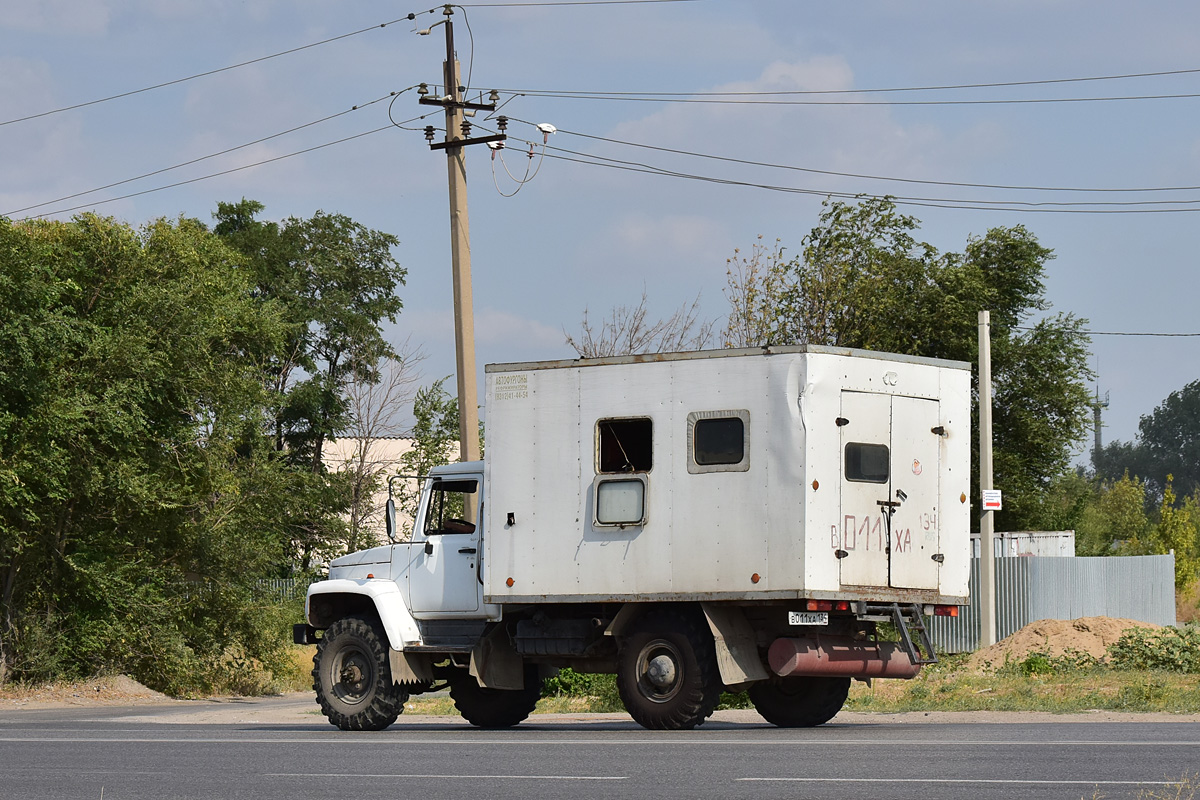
left=502, top=89, right=1200, bottom=106
left=23, top=126, right=404, bottom=219
left=534, top=147, right=1200, bottom=214
left=458, top=0, right=699, bottom=6
left=0, top=13, right=431, bottom=128
left=500, top=66, right=1200, bottom=98
left=4, top=92, right=409, bottom=218
left=517, top=120, right=1200, bottom=195
left=1017, top=327, right=1200, bottom=337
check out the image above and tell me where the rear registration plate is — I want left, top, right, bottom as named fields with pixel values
left=788, top=611, right=829, bottom=626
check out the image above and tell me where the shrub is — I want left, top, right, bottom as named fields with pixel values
left=1107, top=626, right=1200, bottom=674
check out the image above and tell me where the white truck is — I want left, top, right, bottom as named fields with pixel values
left=295, top=345, right=971, bottom=730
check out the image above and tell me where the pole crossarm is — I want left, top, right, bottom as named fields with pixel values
left=418, top=97, right=499, bottom=112
left=430, top=133, right=507, bottom=151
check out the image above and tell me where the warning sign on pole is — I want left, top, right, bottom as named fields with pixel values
left=982, top=489, right=1002, bottom=511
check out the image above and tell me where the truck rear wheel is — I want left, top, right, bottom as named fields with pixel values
left=313, top=616, right=408, bottom=731
left=617, top=608, right=721, bottom=730
left=450, top=665, right=543, bottom=728
left=748, top=675, right=850, bottom=727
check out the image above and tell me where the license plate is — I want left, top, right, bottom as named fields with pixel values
left=788, top=611, right=828, bottom=626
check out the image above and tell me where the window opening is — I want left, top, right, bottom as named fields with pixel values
left=845, top=443, right=889, bottom=484
left=597, top=418, right=653, bottom=473
left=694, top=417, right=745, bottom=466
left=423, top=478, right=479, bottom=534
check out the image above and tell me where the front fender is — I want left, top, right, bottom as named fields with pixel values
left=306, top=579, right=422, bottom=650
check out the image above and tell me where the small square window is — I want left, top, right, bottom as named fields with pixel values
left=595, top=477, right=646, bottom=526
left=694, top=417, right=744, bottom=465
left=687, top=410, right=750, bottom=474
left=845, top=442, right=889, bottom=483
left=597, top=418, right=652, bottom=473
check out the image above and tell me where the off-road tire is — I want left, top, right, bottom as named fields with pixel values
left=748, top=675, right=850, bottom=727
left=450, top=664, right=542, bottom=728
left=313, top=616, right=408, bottom=731
left=616, top=606, right=722, bottom=730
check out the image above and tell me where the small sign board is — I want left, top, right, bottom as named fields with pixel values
left=982, top=489, right=1003, bottom=511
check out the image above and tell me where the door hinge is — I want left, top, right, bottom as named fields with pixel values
left=931, top=553, right=944, bottom=563
left=834, top=549, right=849, bottom=559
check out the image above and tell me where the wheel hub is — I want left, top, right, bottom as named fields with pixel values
left=635, top=640, right=684, bottom=703
left=646, top=655, right=677, bottom=688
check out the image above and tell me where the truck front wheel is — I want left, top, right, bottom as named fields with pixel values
left=748, top=675, right=850, bottom=727
left=450, top=665, right=543, bottom=728
left=617, top=608, right=721, bottom=730
left=313, top=616, right=408, bottom=731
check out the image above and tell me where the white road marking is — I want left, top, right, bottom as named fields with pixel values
left=266, top=773, right=626, bottom=781
left=740, top=778, right=1175, bottom=786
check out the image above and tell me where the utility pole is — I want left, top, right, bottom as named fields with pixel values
left=1092, top=387, right=1110, bottom=457
left=978, top=311, right=997, bottom=647
left=418, top=5, right=506, bottom=494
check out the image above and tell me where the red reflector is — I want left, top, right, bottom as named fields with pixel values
left=933, top=604, right=959, bottom=617
left=806, top=600, right=833, bottom=611
left=834, top=601, right=850, bottom=611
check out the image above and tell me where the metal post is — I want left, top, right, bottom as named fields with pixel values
left=978, top=310, right=997, bottom=647
left=441, top=9, right=481, bottom=475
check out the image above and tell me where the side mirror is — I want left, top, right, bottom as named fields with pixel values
left=385, top=498, right=397, bottom=543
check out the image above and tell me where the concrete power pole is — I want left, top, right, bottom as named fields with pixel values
left=978, top=311, right=997, bottom=647
left=419, top=5, right=506, bottom=482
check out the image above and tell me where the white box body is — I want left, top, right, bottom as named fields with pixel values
left=482, top=346, right=971, bottom=606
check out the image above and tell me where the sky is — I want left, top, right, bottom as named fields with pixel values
left=3, top=0, right=1198, bottom=457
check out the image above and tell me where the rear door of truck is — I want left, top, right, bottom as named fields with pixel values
left=837, top=391, right=941, bottom=591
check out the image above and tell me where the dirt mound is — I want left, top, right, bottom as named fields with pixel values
left=966, top=616, right=1161, bottom=672
left=0, top=675, right=171, bottom=707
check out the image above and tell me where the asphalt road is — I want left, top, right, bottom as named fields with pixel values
left=2, top=699, right=1199, bottom=800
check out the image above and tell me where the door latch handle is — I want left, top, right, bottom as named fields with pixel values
left=458, top=547, right=477, bottom=554
left=424, top=541, right=434, bottom=555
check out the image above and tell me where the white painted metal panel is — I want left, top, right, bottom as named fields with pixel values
left=481, top=347, right=970, bottom=604
left=888, top=395, right=941, bottom=590
left=407, top=472, right=483, bottom=615
left=837, top=391, right=892, bottom=587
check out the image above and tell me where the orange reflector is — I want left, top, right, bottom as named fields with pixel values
left=506, top=577, right=514, bottom=587
left=806, top=600, right=833, bottom=612
left=960, top=493, right=967, bottom=504
left=934, top=604, right=960, bottom=617
left=750, top=573, right=761, bottom=584
left=366, top=573, right=374, bottom=579
left=811, top=480, right=819, bottom=491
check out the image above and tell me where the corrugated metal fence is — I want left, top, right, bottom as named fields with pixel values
left=928, top=554, right=1177, bottom=653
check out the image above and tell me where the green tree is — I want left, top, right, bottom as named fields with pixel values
left=1151, top=476, right=1200, bottom=589
left=0, top=213, right=310, bottom=690
left=1094, top=379, right=1200, bottom=500
left=212, top=199, right=407, bottom=566
left=748, top=197, right=1093, bottom=530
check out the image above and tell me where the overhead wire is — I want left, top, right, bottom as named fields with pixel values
left=4, top=91, right=412, bottom=218
left=534, top=147, right=1200, bottom=214
left=19, top=119, right=442, bottom=219
left=499, top=89, right=1200, bottom=106
left=499, top=66, right=1200, bottom=98
left=507, top=118, right=1200, bottom=195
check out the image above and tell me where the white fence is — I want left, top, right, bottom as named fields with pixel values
left=928, top=554, right=1177, bottom=653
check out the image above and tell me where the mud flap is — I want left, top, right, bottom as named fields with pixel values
left=469, top=623, right=525, bottom=690
left=389, top=650, right=434, bottom=684
left=702, top=603, right=769, bottom=687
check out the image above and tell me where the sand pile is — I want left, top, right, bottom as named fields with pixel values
left=966, top=616, right=1160, bottom=672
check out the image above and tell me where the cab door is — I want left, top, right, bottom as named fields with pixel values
left=407, top=475, right=483, bottom=616
left=837, top=392, right=941, bottom=591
